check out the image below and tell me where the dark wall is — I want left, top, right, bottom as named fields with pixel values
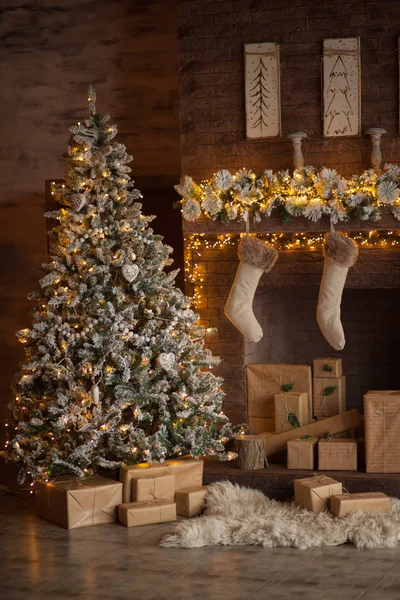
left=0, top=0, right=182, bottom=424
left=177, top=0, right=400, bottom=180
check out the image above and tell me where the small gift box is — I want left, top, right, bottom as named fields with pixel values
left=318, top=438, right=357, bottom=471
left=330, top=492, right=391, bottom=518
left=36, top=476, right=122, bottom=529
left=313, top=358, right=342, bottom=379
left=313, top=376, right=346, bottom=418
left=287, top=436, right=318, bottom=470
left=132, top=475, right=175, bottom=503
left=274, top=392, right=309, bottom=434
left=364, top=391, right=400, bottom=473
left=294, top=475, right=342, bottom=513
left=120, top=456, right=203, bottom=503
left=175, top=486, right=208, bottom=517
left=118, top=500, right=176, bottom=527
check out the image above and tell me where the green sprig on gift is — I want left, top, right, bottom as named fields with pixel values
left=322, top=363, right=333, bottom=373
left=288, top=412, right=300, bottom=428
left=281, top=382, right=294, bottom=393
left=322, top=385, right=337, bottom=397
left=300, top=434, right=312, bottom=440
left=321, top=431, right=333, bottom=440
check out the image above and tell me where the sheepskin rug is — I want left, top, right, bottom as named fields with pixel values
left=161, top=481, right=400, bottom=550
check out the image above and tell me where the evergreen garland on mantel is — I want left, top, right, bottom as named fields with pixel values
left=175, top=166, right=400, bottom=225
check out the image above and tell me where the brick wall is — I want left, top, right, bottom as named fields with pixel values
left=186, top=238, right=400, bottom=423
left=0, top=0, right=181, bottom=424
left=177, top=0, right=400, bottom=180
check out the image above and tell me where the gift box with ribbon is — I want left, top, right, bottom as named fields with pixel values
left=175, top=486, right=208, bottom=517
left=330, top=492, right=391, bottom=518
left=318, top=438, right=358, bottom=471
left=287, top=436, right=318, bottom=470
left=313, top=358, right=342, bottom=379
left=118, top=500, right=176, bottom=527
left=274, top=392, right=309, bottom=434
left=294, top=475, right=342, bottom=512
left=120, top=456, right=203, bottom=503
left=364, top=390, right=400, bottom=473
left=313, top=376, right=346, bottom=418
left=132, top=475, right=175, bottom=503
left=36, top=475, right=123, bottom=529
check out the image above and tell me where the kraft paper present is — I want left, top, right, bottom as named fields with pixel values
left=132, top=475, right=175, bottom=503
left=246, top=363, right=313, bottom=422
left=287, top=437, right=318, bottom=470
left=313, top=358, right=342, bottom=379
left=175, top=486, right=208, bottom=517
left=248, top=417, right=275, bottom=435
left=318, top=439, right=357, bottom=471
left=294, top=475, right=342, bottom=513
left=330, top=492, right=391, bottom=518
left=274, top=392, right=309, bottom=434
left=36, top=476, right=122, bottom=529
left=260, top=409, right=361, bottom=457
left=313, top=376, right=346, bottom=418
left=118, top=500, right=176, bottom=527
left=120, top=457, right=203, bottom=503
left=364, top=390, right=400, bottom=473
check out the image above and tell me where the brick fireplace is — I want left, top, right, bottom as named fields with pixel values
left=183, top=212, right=400, bottom=427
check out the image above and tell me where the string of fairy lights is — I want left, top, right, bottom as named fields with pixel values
left=184, top=231, right=400, bottom=307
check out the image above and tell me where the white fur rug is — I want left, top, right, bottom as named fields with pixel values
left=161, top=481, right=400, bottom=550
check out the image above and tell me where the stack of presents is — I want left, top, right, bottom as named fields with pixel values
left=244, top=357, right=399, bottom=516
left=36, top=457, right=207, bottom=530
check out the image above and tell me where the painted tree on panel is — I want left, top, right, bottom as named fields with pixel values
left=325, top=55, right=354, bottom=136
left=249, top=58, right=270, bottom=132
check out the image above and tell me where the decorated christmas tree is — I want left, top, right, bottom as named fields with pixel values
left=3, top=87, right=237, bottom=485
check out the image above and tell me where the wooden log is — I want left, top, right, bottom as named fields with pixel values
left=235, top=435, right=266, bottom=470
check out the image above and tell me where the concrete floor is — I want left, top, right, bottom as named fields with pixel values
left=2, top=494, right=400, bottom=599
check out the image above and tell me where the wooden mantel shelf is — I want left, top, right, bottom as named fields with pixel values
left=182, top=208, right=399, bottom=235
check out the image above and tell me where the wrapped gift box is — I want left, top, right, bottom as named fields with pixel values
left=132, top=475, right=175, bottom=503
left=175, top=486, right=208, bottom=517
left=120, top=457, right=203, bottom=503
left=118, top=500, right=176, bottom=527
left=274, top=392, right=309, bottom=433
left=287, top=436, right=318, bottom=470
left=36, top=475, right=122, bottom=529
left=364, top=390, right=400, bottom=473
left=313, top=376, right=346, bottom=418
left=313, top=358, right=342, bottom=379
left=330, top=492, right=391, bottom=518
left=246, top=363, right=313, bottom=423
left=318, top=439, right=357, bottom=471
left=294, top=475, right=342, bottom=513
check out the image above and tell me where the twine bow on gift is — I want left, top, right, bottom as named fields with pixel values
left=298, top=474, right=337, bottom=511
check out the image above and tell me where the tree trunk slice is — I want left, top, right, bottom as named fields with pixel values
left=235, top=435, right=266, bottom=470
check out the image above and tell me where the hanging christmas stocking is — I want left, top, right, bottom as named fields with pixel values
left=224, top=236, right=278, bottom=343
left=317, top=232, right=358, bottom=351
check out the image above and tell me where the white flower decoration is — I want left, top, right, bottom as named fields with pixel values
left=214, top=169, right=233, bottom=191
left=202, top=191, right=222, bottom=216
left=303, top=198, right=324, bottom=223
left=285, top=196, right=308, bottom=216
left=182, top=198, right=201, bottom=221
left=377, top=180, right=399, bottom=204
left=226, top=205, right=238, bottom=220
left=320, top=168, right=337, bottom=181
left=175, top=175, right=197, bottom=199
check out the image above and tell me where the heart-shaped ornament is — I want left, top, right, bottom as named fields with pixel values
left=70, top=194, right=87, bottom=212
left=158, top=352, right=175, bottom=371
left=121, top=264, right=139, bottom=283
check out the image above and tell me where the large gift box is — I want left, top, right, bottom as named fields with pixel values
left=330, top=492, right=391, bottom=518
left=364, top=390, right=400, bottom=473
left=132, top=475, right=175, bottom=503
left=318, top=438, right=357, bottom=471
left=294, top=475, right=342, bottom=513
left=36, top=475, right=122, bottom=529
left=248, top=417, right=275, bottom=435
left=120, top=457, right=203, bottom=503
left=313, top=358, right=342, bottom=379
left=246, top=364, right=313, bottom=424
left=313, top=376, right=346, bottom=418
left=287, top=436, right=318, bottom=470
left=175, top=486, right=208, bottom=517
left=274, top=392, right=309, bottom=433
left=118, top=500, right=176, bottom=527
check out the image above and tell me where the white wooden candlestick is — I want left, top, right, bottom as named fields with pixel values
left=287, top=132, right=308, bottom=171
left=366, top=128, right=386, bottom=171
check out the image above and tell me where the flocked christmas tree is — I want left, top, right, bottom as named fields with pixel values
left=3, top=87, right=238, bottom=485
